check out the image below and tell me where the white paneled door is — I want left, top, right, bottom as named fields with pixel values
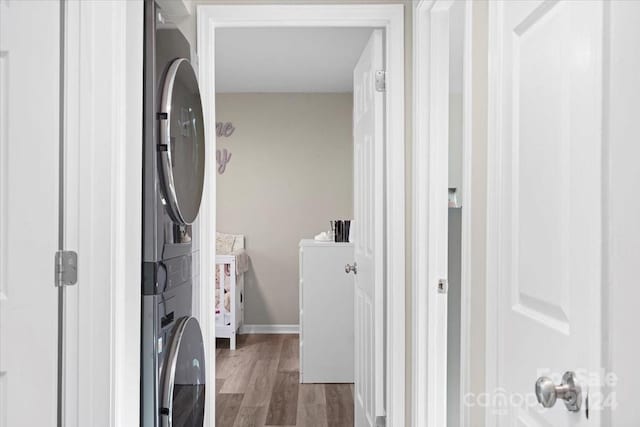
left=0, top=0, right=60, bottom=426
left=488, top=1, right=604, bottom=425
left=352, top=29, right=384, bottom=427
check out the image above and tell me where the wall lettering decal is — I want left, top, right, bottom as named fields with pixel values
left=217, top=148, right=232, bottom=175
left=216, top=121, right=235, bottom=137
left=216, top=122, right=234, bottom=174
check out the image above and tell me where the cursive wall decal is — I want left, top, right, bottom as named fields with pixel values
left=216, top=121, right=235, bottom=174
left=217, top=148, right=232, bottom=174
left=216, top=121, right=235, bottom=137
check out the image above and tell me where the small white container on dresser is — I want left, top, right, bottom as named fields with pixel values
left=299, top=239, right=354, bottom=383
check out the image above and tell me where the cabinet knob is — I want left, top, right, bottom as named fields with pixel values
left=345, top=263, right=358, bottom=275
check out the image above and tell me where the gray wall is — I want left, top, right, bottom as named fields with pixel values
left=447, top=209, right=462, bottom=427
left=608, top=2, right=640, bottom=425
left=216, top=93, right=353, bottom=325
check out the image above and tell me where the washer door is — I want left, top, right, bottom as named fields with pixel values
left=161, top=317, right=206, bottom=427
left=159, top=58, right=206, bottom=225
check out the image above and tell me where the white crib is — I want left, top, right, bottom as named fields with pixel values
left=215, top=235, right=247, bottom=350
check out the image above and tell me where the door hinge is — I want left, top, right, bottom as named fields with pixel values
left=375, top=70, right=386, bottom=92
left=375, top=415, right=386, bottom=427
left=437, top=278, right=448, bottom=294
left=55, top=250, right=78, bottom=287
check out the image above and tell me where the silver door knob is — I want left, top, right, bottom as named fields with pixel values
left=535, top=371, right=582, bottom=412
left=345, top=263, right=358, bottom=275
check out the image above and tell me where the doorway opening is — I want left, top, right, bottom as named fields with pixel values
left=212, top=26, right=369, bottom=426
left=196, top=5, right=405, bottom=427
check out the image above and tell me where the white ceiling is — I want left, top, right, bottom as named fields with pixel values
left=215, top=27, right=373, bottom=93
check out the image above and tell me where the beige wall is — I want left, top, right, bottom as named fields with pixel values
left=470, top=1, right=489, bottom=425
left=216, top=93, right=353, bottom=325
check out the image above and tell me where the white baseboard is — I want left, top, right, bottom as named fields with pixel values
left=240, top=324, right=300, bottom=334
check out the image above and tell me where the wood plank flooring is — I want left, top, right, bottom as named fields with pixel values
left=215, top=334, right=354, bottom=427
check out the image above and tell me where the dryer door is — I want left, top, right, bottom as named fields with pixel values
left=159, top=58, right=206, bottom=225
left=161, top=316, right=206, bottom=427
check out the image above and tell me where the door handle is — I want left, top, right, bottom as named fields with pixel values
left=535, top=371, right=582, bottom=412
left=345, top=263, right=358, bottom=275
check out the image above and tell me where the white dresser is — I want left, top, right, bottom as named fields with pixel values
left=299, top=239, right=355, bottom=383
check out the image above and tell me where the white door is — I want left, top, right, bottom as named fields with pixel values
left=487, top=0, right=604, bottom=425
left=0, top=1, right=60, bottom=425
left=352, top=29, right=384, bottom=427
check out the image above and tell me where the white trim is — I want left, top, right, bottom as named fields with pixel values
left=459, top=1, right=474, bottom=426
left=412, top=3, right=431, bottom=425
left=62, top=1, right=80, bottom=424
left=240, top=324, right=300, bottom=335
left=196, top=9, right=216, bottom=427
left=197, top=5, right=405, bottom=427
left=412, top=1, right=473, bottom=426
left=485, top=2, right=501, bottom=426
left=63, top=1, right=143, bottom=425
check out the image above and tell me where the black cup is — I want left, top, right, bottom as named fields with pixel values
left=333, top=219, right=352, bottom=242
left=334, top=220, right=343, bottom=242
left=343, top=220, right=351, bottom=242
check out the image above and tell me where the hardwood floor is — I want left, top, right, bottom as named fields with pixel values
left=215, top=334, right=354, bottom=427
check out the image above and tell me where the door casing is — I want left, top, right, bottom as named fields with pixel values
left=412, top=1, right=474, bottom=426
left=61, top=1, right=143, bottom=426
left=196, top=5, right=406, bottom=427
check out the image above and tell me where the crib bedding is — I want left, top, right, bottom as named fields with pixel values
left=215, top=233, right=247, bottom=350
left=214, top=249, right=248, bottom=315
left=215, top=288, right=231, bottom=313
left=233, top=250, right=249, bottom=274
left=215, top=264, right=231, bottom=314
left=217, top=249, right=249, bottom=274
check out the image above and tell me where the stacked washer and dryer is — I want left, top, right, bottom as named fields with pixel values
left=141, top=1, right=207, bottom=426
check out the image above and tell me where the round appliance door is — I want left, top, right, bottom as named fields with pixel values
left=161, top=317, right=206, bottom=427
left=159, top=58, right=206, bottom=225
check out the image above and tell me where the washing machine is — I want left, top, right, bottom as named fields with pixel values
left=141, top=1, right=207, bottom=426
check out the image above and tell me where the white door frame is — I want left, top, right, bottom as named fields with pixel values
left=196, top=4, right=405, bottom=427
left=412, top=1, right=473, bottom=426
left=62, top=1, right=143, bottom=425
